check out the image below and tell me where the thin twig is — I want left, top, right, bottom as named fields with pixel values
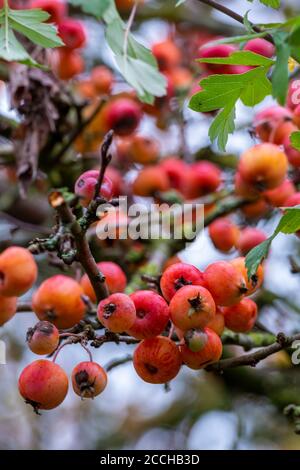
left=206, top=332, right=300, bottom=372
left=105, top=355, right=133, bottom=372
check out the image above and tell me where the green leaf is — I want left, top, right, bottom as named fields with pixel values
left=248, top=0, right=280, bottom=8
left=189, top=66, right=272, bottom=150
left=68, top=0, right=110, bottom=19
left=272, top=32, right=290, bottom=105
left=209, top=104, right=236, bottom=151
left=197, top=50, right=274, bottom=67
left=8, top=9, right=64, bottom=48
left=245, top=238, right=273, bottom=279
left=244, top=11, right=255, bottom=34
left=0, top=26, right=39, bottom=66
left=246, top=207, right=300, bottom=278
left=105, top=12, right=166, bottom=103
left=205, top=32, right=269, bottom=47
left=176, top=0, right=186, bottom=5
left=290, top=131, right=300, bottom=151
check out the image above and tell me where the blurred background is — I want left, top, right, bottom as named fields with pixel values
left=1, top=0, right=300, bottom=450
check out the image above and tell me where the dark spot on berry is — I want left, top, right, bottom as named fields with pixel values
left=137, top=309, right=146, bottom=319
left=103, top=303, right=117, bottom=319
left=174, top=276, right=192, bottom=291
left=144, top=363, right=158, bottom=375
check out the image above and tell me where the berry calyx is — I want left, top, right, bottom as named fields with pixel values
left=169, top=285, right=216, bottom=331
left=179, top=327, right=222, bottom=369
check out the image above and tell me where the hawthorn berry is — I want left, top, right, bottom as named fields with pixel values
left=230, top=257, right=264, bottom=296
left=190, top=161, right=221, bottom=196
left=151, top=39, right=182, bottom=71
left=132, top=166, right=170, bottom=197
left=198, top=44, right=236, bottom=74
left=81, top=262, right=127, bottom=303
left=133, top=336, right=181, bottom=384
left=0, top=246, right=37, bottom=297
left=128, top=135, right=160, bottom=165
left=184, top=328, right=208, bottom=353
left=179, top=327, right=222, bottom=370
left=254, top=106, right=292, bottom=142
left=208, top=217, right=240, bottom=253
left=160, top=262, right=204, bottom=302
left=243, top=38, right=275, bottom=58
left=91, top=66, right=114, bottom=95
left=53, top=48, right=85, bottom=80
left=238, top=143, right=288, bottom=191
left=32, top=275, right=86, bottom=329
left=58, top=18, right=86, bottom=49
left=169, top=285, right=216, bottom=331
left=126, top=290, right=170, bottom=340
left=30, top=0, right=67, bottom=23
left=102, top=98, right=142, bottom=136
left=72, top=362, right=107, bottom=399
left=203, top=261, right=248, bottom=306
left=74, top=170, right=113, bottom=207
left=27, top=321, right=59, bottom=356
left=18, top=360, right=69, bottom=413
left=237, top=227, right=267, bottom=256
left=223, top=298, right=258, bottom=333
left=264, top=179, right=295, bottom=207
left=206, top=309, right=225, bottom=336
left=0, top=295, right=17, bottom=326
left=97, top=293, right=136, bottom=333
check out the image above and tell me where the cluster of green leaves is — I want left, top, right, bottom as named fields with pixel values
left=248, top=0, right=281, bottom=8
left=70, top=0, right=166, bottom=104
left=0, top=3, right=63, bottom=66
left=189, top=10, right=300, bottom=150
left=245, top=207, right=300, bottom=279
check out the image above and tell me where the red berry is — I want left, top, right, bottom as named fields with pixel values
left=53, top=48, right=85, bottom=80
left=237, top=227, right=267, bottom=256
left=198, top=44, right=236, bottom=74
left=169, top=285, right=216, bottom=331
left=27, top=321, right=60, bottom=355
left=58, top=18, right=86, bottom=49
left=103, top=98, right=142, bottom=136
left=81, top=262, right=127, bottom=303
left=133, top=336, right=181, bottom=384
left=30, top=0, right=67, bottom=23
left=151, top=40, right=181, bottom=71
left=74, top=170, right=113, bottom=207
left=204, top=261, right=248, bottom=306
left=209, top=217, right=240, bottom=253
left=97, top=293, right=136, bottom=333
left=254, top=106, right=292, bottom=142
left=18, top=360, right=68, bottom=413
left=244, top=38, right=275, bottom=58
left=126, top=290, right=170, bottom=340
left=206, top=309, right=225, bottom=336
left=160, top=158, right=188, bottom=193
left=0, top=295, right=17, bottom=326
left=284, top=192, right=300, bottom=207
left=32, top=275, right=86, bottom=329
left=222, top=298, right=258, bottom=333
left=91, top=66, right=114, bottom=95
left=0, top=247, right=37, bottom=297
left=160, top=262, right=204, bottom=302
left=179, top=327, right=222, bottom=369
left=190, top=161, right=221, bottom=196
left=132, top=166, right=170, bottom=197
left=264, top=179, right=295, bottom=207
left=230, top=257, right=264, bottom=296
left=72, top=362, right=107, bottom=398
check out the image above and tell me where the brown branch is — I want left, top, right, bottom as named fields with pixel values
left=93, top=130, right=114, bottom=199
left=196, top=0, right=274, bottom=43
left=17, top=302, right=32, bottom=312
left=105, top=355, right=133, bottom=372
left=49, top=191, right=109, bottom=302
left=206, top=332, right=300, bottom=372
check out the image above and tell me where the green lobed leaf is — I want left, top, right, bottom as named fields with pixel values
left=8, top=8, right=64, bottom=48
left=275, top=208, right=300, bottom=234
left=290, top=131, right=300, bottom=151
left=272, top=32, right=290, bottom=105
left=0, top=26, right=40, bottom=66
left=189, top=66, right=272, bottom=149
left=204, top=32, right=269, bottom=47
left=245, top=238, right=273, bottom=279
left=68, top=0, right=110, bottom=19
left=248, top=0, right=280, bottom=8
left=196, top=50, right=274, bottom=66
